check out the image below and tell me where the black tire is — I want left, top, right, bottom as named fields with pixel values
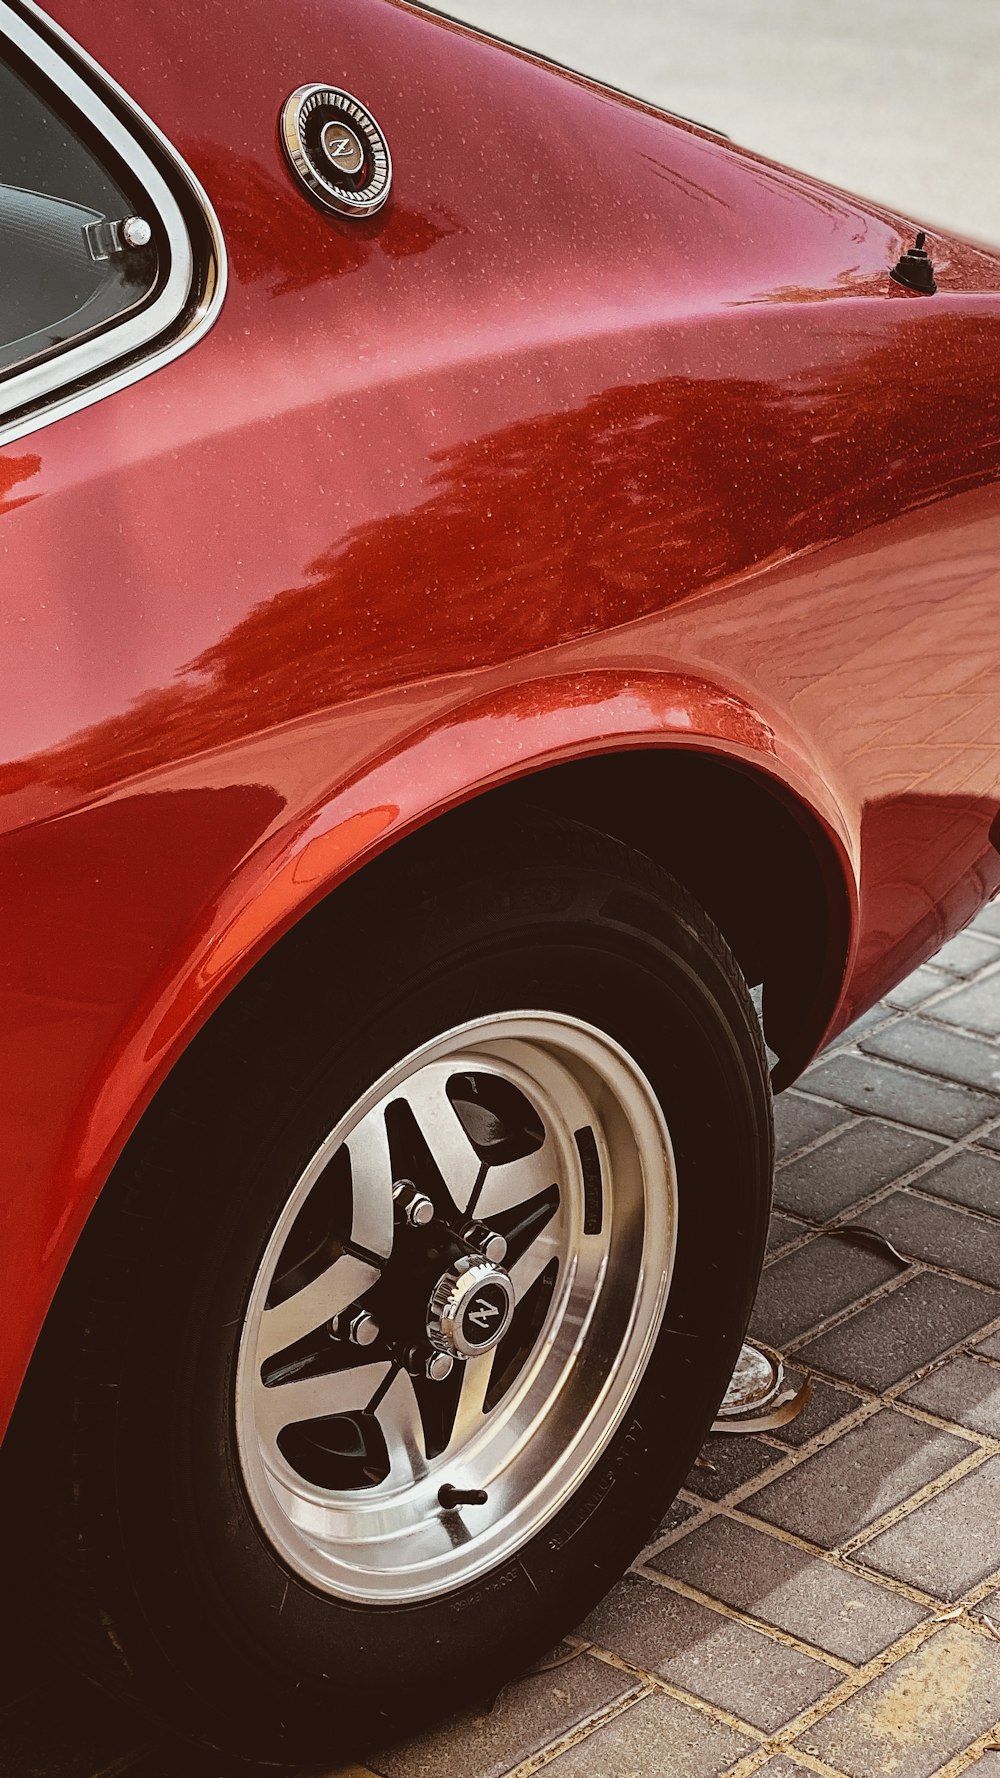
left=13, top=811, right=772, bottom=1764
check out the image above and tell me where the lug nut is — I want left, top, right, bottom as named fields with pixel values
left=404, top=1343, right=455, bottom=1380
left=461, top=1220, right=507, bottom=1264
left=393, top=1178, right=435, bottom=1228
left=329, top=1308, right=380, bottom=1347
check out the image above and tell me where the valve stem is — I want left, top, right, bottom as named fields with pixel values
left=438, top=1484, right=489, bottom=1510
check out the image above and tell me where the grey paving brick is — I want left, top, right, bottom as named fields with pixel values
left=651, top=1492, right=703, bottom=1540
left=829, top=1004, right=896, bottom=1047
left=918, top=1149, right=1000, bottom=1217
left=773, top=1093, right=852, bottom=1162
left=862, top=1018, right=1000, bottom=1095
left=687, top=1435, right=788, bottom=1503
left=769, top=1375, right=864, bottom=1449
left=774, top=1120, right=941, bottom=1222
left=973, top=899, right=1000, bottom=939
left=649, top=1517, right=925, bottom=1662
left=904, top=1353, right=1000, bottom=1437
left=930, top=931, right=1000, bottom=978
left=932, top=972, right=1000, bottom=1038
left=742, top=1409, right=970, bottom=1548
left=578, top=1573, right=838, bottom=1732
left=799, top=1625, right=1000, bottom=1778
left=369, top=1652, right=634, bottom=1778
left=796, top=1272, right=1000, bottom=1391
left=751, top=1233, right=900, bottom=1348
left=540, top=1690, right=752, bottom=1778
left=966, top=1755, right=1000, bottom=1777
left=856, top=1456, right=1000, bottom=1601
left=799, top=1054, right=999, bottom=1138
left=767, top=1210, right=810, bottom=1253
left=753, top=1762, right=820, bottom=1778
left=852, top=1190, right=1000, bottom=1287
left=980, top=1128, right=1000, bottom=1156
left=976, top=1329, right=1000, bottom=1361
left=885, top=966, right=950, bottom=1010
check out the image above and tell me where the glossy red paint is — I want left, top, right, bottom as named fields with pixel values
left=2, top=0, right=1000, bottom=1437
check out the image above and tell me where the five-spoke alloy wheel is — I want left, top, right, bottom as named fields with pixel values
left=15, top=814, right=772, bottom=1762
left=237, top=1013, right=677, bottom=1600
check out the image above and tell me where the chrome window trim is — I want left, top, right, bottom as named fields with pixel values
left=0, top=0, right=226, bottom=448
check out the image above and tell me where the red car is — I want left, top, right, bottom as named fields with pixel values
left=2, top=0, right=999, bottom=1760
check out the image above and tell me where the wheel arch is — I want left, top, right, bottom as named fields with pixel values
left=2, top=671, right=858, bottom=1444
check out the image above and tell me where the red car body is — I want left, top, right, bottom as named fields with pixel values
left=3, top=0, right=1000, bottom=1445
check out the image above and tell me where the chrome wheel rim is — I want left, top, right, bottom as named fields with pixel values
left=235, top=1011, right=677, bottom=1603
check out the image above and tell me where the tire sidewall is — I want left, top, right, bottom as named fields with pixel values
left=88, top=834, right=772, bottom=1754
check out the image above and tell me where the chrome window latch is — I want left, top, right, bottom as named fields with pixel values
left=84, top=215, right=152, bottom=260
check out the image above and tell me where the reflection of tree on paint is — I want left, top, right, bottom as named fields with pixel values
left=186, top=140, right=463, bottom=295
left=0, top=453, right=41, bottom=516
left=6, top=306, right=1000, bottom=797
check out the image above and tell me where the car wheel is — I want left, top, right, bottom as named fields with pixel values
left=17, top=811, right=772, bottom=1762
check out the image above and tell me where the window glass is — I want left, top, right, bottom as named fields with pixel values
left=0, top=55, right=158, bottom=378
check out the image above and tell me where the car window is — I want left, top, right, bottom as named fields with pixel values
left=0, top=55, right=158, bottom=378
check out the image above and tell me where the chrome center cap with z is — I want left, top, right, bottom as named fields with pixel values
left=427, top=1257, right=516, bottom=1359
left=280, top=84, right=392, bottom=219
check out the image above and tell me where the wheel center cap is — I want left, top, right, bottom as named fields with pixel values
left=427, top=1258, right=516, bottom=1359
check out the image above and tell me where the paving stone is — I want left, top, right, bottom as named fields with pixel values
left=767, top=1210, right=811, bottom=1254
left=980, top=1128, right=1000, bottom=1156
left=752, top=1762, right=818, bottom=1778
left=742, top=1409, right=970, bottom=1548
left=799, top=1054, right=999, bottom=1138
left=796, top=1272, right=1000, bottom=1391
left=0, top=1677, right=145, bottom=1778
left=687, top=1436, right=788, bottom=1503
left=930, top=931, right=1000, bottom=978
left=651, top=1493, right=703, bottom=1540
left=932, top=973, right=1000, bottom=1039
left=649, top=1517, right=925, bottom=1662
left=862, top=1018, right=1000, bottom=1095
left=799, top=1624, right=1000, bottom=1778
left=973, top=899, right=1000, bottom=939
left=904, top=1353, right=1000, bottom=1437
left=369, top=1653, right=634, bottom=1778
left=856, top=1456, right=1000, bottom=1601
left=539, top=1690, right=752, bottom=1778
left=773, top=1093, right=852, bottom=1162
left=774, top=1120, right=941, bottom=1222
left=578, top=1573, right=838, bottom=1733
left=768, top=1375, right=864, bottom=1449
left=851, top=1190, right=1000, bottom=1287
left=885, top=966, right=950, bottom=1010
left=750, top=1234, right=900, bottom=1348
left=966, top=1755, right=1000, bottom=1777
left=918, top=1149, right=1000, bottom=1217
left=829, top=1004, right=896, bottom=1047
left=976, top=1330, right=1000, bottom=1360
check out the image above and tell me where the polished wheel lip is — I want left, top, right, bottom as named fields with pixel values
left=235, top=1010, right=677, bottom=1604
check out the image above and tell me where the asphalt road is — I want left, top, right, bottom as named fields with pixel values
left=442, top=0, right=1000, bottom=246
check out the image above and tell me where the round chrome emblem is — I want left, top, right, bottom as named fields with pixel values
left=280, top=84, right=392, bottom=219
left=427, top=1259, right=516, bottom=1360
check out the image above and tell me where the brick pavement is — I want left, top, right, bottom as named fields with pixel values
left=4, top=903, right=1000, bottom=1777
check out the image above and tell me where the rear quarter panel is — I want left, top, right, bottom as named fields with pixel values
left=2, top=0, right=1000, bottom=1432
